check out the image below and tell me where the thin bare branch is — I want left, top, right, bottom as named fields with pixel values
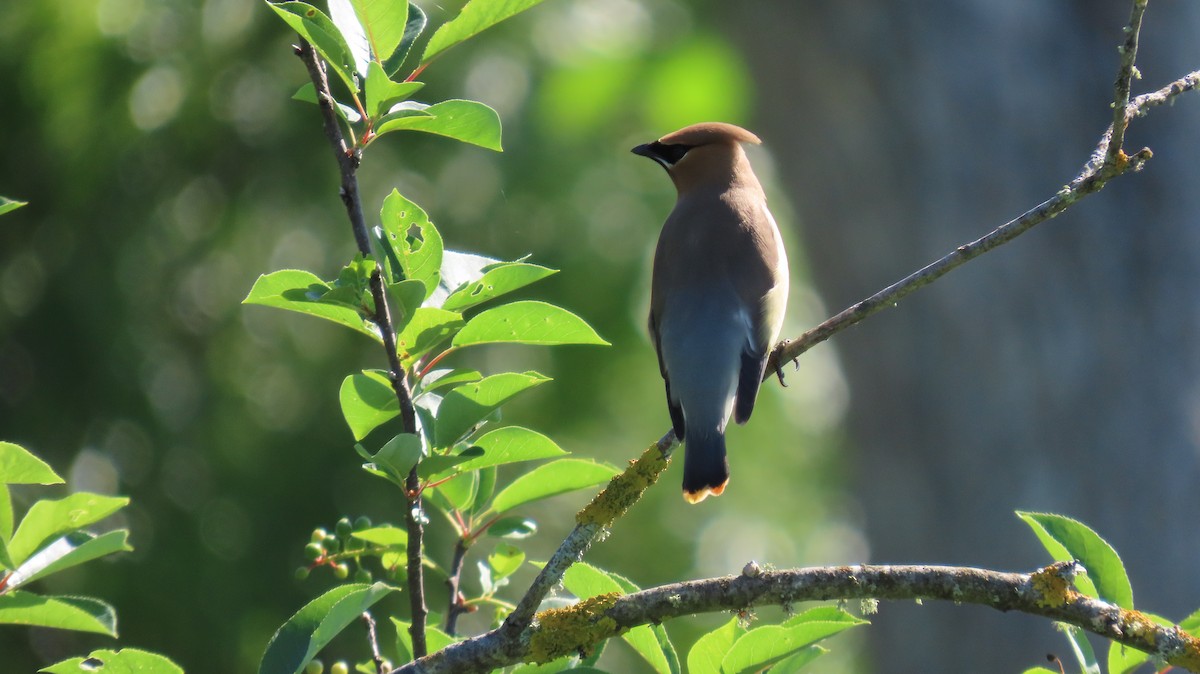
left=363, top=611, right=387, bottom=674
left=1107, top=0, right=1149, bottom=164
left=295, top=39, right=429, bottom=657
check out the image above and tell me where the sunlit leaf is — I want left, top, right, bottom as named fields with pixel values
left=0, top=592, right=116, bottom=636
left=392, top=618, right=457, bottom=664
left=40, top=648, right=183, bottom=674
left=268, top=2, right=358, bottom=92
left=486, top=516, right=536, bottom=539
left=434, top=372, right=550, bottom=448
left=417, top=446, right=484, bottom=479
left=452, top=301, right=608, bottom=348
left=433, top=468, right=478, bottom=511
left=384, top=2, right=425, bottom=75
left=442, top=262, right=558, bottom=312
left=367, top=433, right=423, bottom=486
left=259, top=583, right=394, bottom=674
left=688, top=617, right=746, bottom=674
left=340, top=370, right=398, bottom=441
left=487, top=543, right=524, bottom=581
left=0, top=197, right=27, bottom=216
left=421, top=0, right=552, bottom=66
left=416, top=368, right=482, bottom=395
left=452, top=426, right=565, bottom=472
left=349, top=0, right=410, bottom=71
left=0, top=442, right=63, bottom=485
left=9, top=493, right=128, bottom=566
left=350, top=525, right=408, bottom=548
left=1061, top=624, right=1101, bottom=674
left=720, top=608, right=867, bottom=674
left=1017, top=511, right=1133, bottom=609
left=766, top=645, right=827, bottom=673
left=365, top=61, right=424, bottom=118
left=489, top=459, right=618, bottom=515
left=374, top=99, right=502, bottom=151
left=378, top=190, right=442, bottom=299
left=8, top=531, right=131, bottom=590
left=559, top=562, right=673, bottom=674
left=291, top=82, right=362, bottom=122
left=425, top=250, right=503, bottom=308
left=244, top=270, right=381, bottom=342
left=396, top=308, right=464, bottom=365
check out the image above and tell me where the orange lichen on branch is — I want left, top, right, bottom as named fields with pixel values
left=527, top=593, right=623, bottom=663
left=1029, top=563, right=1079, bottom=609
left=576, top=444, right=671, bottom=527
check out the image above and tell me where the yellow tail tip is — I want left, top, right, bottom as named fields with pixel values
left=682, top=480, right=728, bottom=504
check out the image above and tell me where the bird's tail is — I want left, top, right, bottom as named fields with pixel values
left=682, top=430, right=729, bottom=504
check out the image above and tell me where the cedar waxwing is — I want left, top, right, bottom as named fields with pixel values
left=633, top=122, right=789, bottom=504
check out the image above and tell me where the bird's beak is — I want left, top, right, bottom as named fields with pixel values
left=631, top=143, right=657, bottom=158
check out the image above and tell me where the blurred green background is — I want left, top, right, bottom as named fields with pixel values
left=4, top=1, right=1200, bottom=673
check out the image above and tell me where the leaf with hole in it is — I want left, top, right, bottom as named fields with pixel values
left=396, top=308, right=464, bottom=366
left=421, top=0, right=551, bottom=66
left=9, top=493, right=128, bottom=566
left=1017, top=511, right=1133, bottom=609
left=374, top=99, right=502, bottom=151
left=425, top=250, right=503, bottom=309
left=0, top=442, right=63, bottom=485
left=0, top=197, right=27, bottom=216
left=244, top=270, right=381, bottom=342
left=453, top=301, right=608, bottom=348
left=259, top=583, right=394, bottom=674
left=489, top=459, right=618, bottom=515
left=452, top=426, right=565, bottom=472
left=443, top=262, right=558, bottom=312
left=41, top=647, right=184, bottom=674
left=269, top=2, right=358, bottom=92
left=0, top=592, right=116, bottom=636
left=688, top=617, right=746, bottom=674
left=434, top=372, right=550, bottom=448
left=339, top=370, right=398, bottom=441
left=365, top=61, right=424, bottom=118
left=378, top=190, right=442, bottom=299
left=720, top=608, right=866, bottom=674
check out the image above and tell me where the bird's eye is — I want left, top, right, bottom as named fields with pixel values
left=658, top=143, right=691, bottom=165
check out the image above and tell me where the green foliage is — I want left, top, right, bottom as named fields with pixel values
left=1017, top=511, right=1133, bottom=609
left=421, top=0, right=556, bottom=66
left=41, top=648, right=184, bottom=674
left=260, top=583, right=395, bottom=674
left=0, top=196, right=26, bottom=216
left=683, top=607, right=866, bottom=674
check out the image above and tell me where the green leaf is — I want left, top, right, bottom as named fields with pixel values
left=374, top=99, right=502, bottom=151
left=384, top=2, right=425, bottom=75
left=1017, top=511, right=1133, bottom=609
left=9, top=493, right=129, bottom=565
left=1021, top=669, right=1062, bottom=674
left=489, top=459, right=619, bottom=515
left=688, top=618, right=746, bottom=674
left=1105, top=612, right=1171, bottom=674
left=452, top=301, right=609, bottom=348
left=0, top=197, right=27, bottom=216
left=767, top=645, right=827, bottom=673
left=396, top=308, right=464, bottom=365
left=350, top=525, right=408, bottom=548
left=433, top=468, right=478, bottom=511
left=559, top=562, right=673, bottom=674
left=367, top=433, right=423, bottom=486
left=721, top=608, right=867, bottom=674
left=392, top=618, right=457, bottom=664
left=41, top=648, right=183, bottom=674
left=472, top=466, right=497, bottom=516
left=1061, top=624, right=1101, bottom=674
left=487, top=542, right=524, bottom=580
left=349, top=0, right=409, bottom=69
left=0, top=591, right=117, bottom=636
left=268, top=2, right=358, bottom=92
left=442, top=262, right=557, bottom=312
left=417, top=446, right=485, bottom=479
left=0, top=485, right=11, bottom=558
left=291, top=82, right=362, bottom=122
left=452, top=426, right=565, bottom=472
left=259, top=583, right=394, bottom=674
left=244, top=270, right=381, bottom=342
left=416, top=368, right=482, bottom=395
left=421, top=0, right=551, bottom=66
left=340, top=370, right=398, bottom=441
left=486, top=516, right=536, bottom=539
left=434, top=372, right=550, bottom=448
left=12, top=530, right=132, bottom=589
left=0, top=442, right=63, bottom=485
left=365, top=61, right=424, bottom=118
left=378, top=190, right=443, bottom=299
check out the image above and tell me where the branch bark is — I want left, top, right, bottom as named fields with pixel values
left=295, top=40, right=429, bottom=657
left=395, top=562, right=1200, bottom=673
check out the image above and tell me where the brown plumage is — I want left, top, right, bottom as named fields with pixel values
left=633, top=122, right=789, bottom=503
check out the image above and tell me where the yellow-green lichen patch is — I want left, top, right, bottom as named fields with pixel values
left=1030, top=565, right=1077, bottom=609
left=527, top=593, right=623, bottom=663
left=576, top=444, right=670, bottom=527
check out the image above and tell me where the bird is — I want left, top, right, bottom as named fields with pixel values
left=633, top=122, right=790, bottom=504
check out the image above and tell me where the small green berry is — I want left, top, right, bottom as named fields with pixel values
left=323, top=534, right=339, bottom=551
left=330, top=662, right=349, bottom=674
left=304, top=659, right=323, bottom=674
left=310, top=528, right=328, bottom=543
left=353, top=515, right=372, bottom=531
left=333, top=563, right=350, bottom=580
left=354, top=568, right=372, bottom=583
left=303, top=543, right=323, bottom=561
left=294, top=566, right=311, bottom=581
left=335, top=517, right=352, bottom=538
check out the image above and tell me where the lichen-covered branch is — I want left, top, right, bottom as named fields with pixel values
left=294, top=39, right=429, bottom=657
left=392, top=562, right=1200, bottom=673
